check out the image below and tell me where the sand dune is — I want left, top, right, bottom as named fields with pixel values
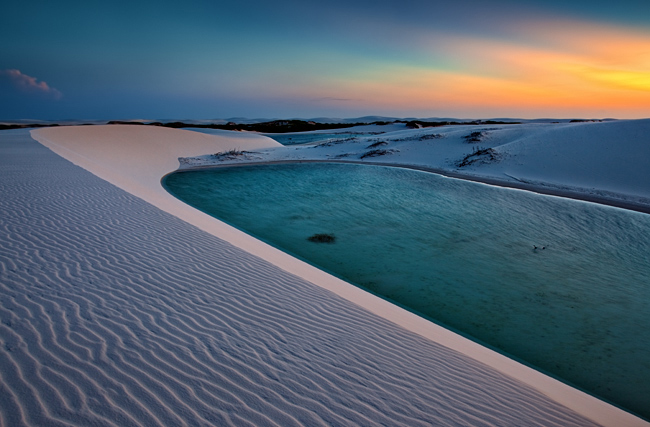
left=479, top=119, right=650, bottom=200
left=196, top=119, right=650, bottom=213
left=0, top=126, right=643, bottom=425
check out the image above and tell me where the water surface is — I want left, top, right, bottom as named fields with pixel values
left=164, top=162, right=650, bottom=419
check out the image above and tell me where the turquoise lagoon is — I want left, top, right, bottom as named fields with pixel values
left=164, top=162, right=650, bottom=419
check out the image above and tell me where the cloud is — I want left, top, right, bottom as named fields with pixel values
left=1, top=69, right=62, bottom=99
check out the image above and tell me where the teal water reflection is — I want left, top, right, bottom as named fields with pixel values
left=164, top=162, right=650, bottom=419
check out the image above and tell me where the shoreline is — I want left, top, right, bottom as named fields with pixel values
left=176, top=159, right=650, bottom=215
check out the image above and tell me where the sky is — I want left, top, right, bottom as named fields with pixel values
left=1, top=0, right=649, bottom=120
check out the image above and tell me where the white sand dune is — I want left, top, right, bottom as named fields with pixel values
left=196, top=119, right=650, bottom=213
left=0, top=125, right=644, bottom=425
left=475, top=120, right=650, bottom=202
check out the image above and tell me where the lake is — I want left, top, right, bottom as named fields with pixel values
left=164, top=162, right=650, bottom=420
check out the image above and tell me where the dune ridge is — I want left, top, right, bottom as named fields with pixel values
left=0, top=126, right=642, bottom=425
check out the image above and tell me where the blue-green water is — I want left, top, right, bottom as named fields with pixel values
left=164, top=162, right=650, bottom=419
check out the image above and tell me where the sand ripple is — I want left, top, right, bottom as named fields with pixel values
left=0, top=130, right=600, bottom=426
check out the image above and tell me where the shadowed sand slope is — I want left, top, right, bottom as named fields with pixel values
left=0, top=132, right=610, bottom=425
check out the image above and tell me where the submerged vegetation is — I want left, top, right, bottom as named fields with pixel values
left=307, top=233, right=336, bottom=243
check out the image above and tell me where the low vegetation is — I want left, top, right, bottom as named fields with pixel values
left=464, top=131, right=488, bottom=143
left=366, top=141, right=388, bottom=148
left=390, top=133, right=444, bottom=142
left=405, top=120, right=520, bottom=129
left=360, top=149, right=399, bottom=159
left=0, top=123, right=61, bottom=130
left=457, top=147, right=499, bottom=167
left=418, top=133, right=444, bottom=141
left=314, top=137, right=359, bottom=148
left=109, top=119, right=381, bottom=133
left=212, top=149, right=254, bottom=160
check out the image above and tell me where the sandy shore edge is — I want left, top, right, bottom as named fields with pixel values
left=32, top=126, right=649, bottom=426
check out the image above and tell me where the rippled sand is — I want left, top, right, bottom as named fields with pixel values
left=0, top=127, right=642, bottom=425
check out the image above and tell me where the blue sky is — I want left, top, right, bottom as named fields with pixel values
left=1, top=0, right=649, bottom=120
